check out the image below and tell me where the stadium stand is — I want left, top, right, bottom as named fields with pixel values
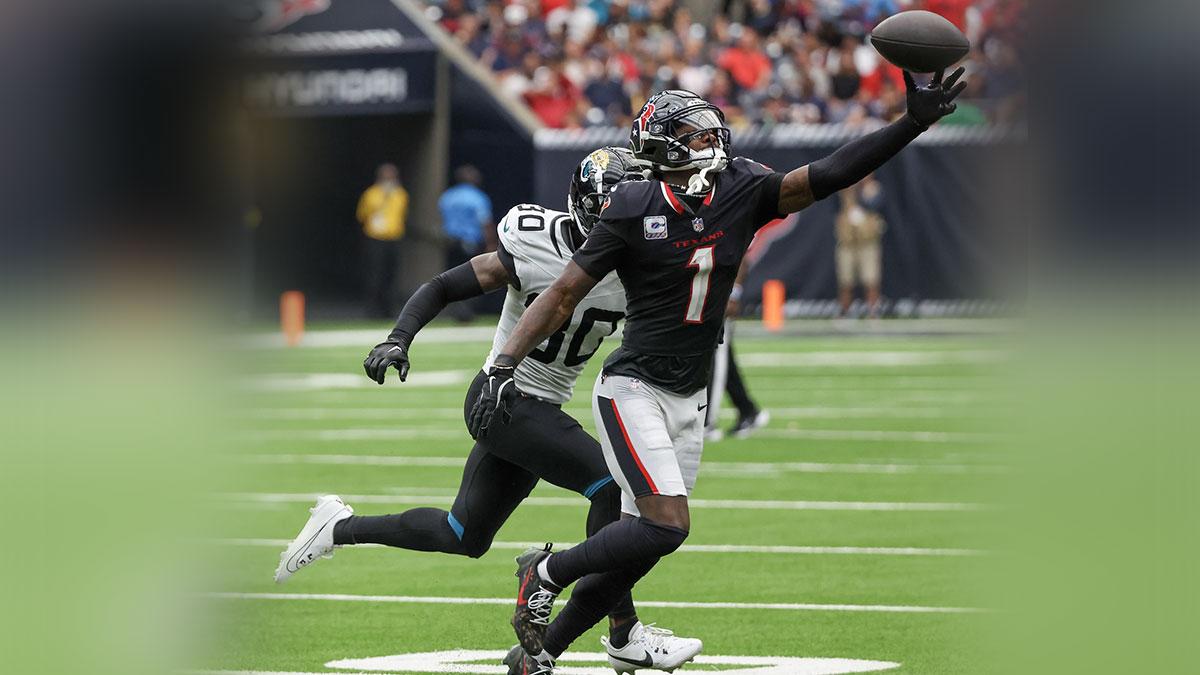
left=418, top=0, right=1026, bottom=129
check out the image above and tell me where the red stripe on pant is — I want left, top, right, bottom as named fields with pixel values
left=602, top=396, right=658, bottom=495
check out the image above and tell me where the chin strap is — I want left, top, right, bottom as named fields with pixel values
left=684, top=149, right=728, bottom=195
left=685, top=171, right=711, bottom=195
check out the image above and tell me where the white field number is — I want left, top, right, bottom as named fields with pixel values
left=686, top=245, right=715, bottom=323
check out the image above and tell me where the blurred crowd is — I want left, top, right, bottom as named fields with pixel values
left=420, top=0, right=1026, bottom=130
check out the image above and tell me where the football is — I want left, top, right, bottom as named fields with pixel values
left=870, top=10, right=970, bottom=73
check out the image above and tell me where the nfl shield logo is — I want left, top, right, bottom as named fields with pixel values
left=643, top=216, right=668, bottom=240
left=692, top=218, right=705, bottom=232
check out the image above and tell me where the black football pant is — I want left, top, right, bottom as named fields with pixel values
left=334, top=371, right=636, bottom=620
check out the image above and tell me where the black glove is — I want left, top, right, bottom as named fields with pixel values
left=363, top=341, right=410, bottom=384
left=466, top=362, right=519, bottom=439
left=904, top=67, right=967, bottom=129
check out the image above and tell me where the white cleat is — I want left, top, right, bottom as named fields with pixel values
left=602, top=622, right=702, bottom=673
left=273, top=494, right=353, bottom=584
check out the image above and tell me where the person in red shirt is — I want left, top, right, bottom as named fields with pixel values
left=860, top=58, right=906, bottom=99
left=540, top=0, right=569, bottom=17
left=922, top=0, right=971, bottom=32
left=525, top=58, right=582, bottom=128
left=717, top=27, right=772, bottom=93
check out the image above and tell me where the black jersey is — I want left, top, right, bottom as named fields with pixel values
left=572, top=157, right=785, bottom=395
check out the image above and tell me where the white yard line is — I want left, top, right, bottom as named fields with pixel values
left=237, top=427, right=996, bottom=443
left=233, top=453, right=1006, bottom=475
left=238, top=405, right=985, bottom=420
left=217, top=492, right=989, bottom=512
left=206, top=538, right=984, bottom=556
left=240, top=429, right=462, bottom=441
left=730, top=375, right=989, bottom=385
left=756, top=429, right=998, bottom=443
left=202, top=591, right=986, bottom=614
left=722, top=406, right=967, bottom=419
left=239, top=408, right=467, bottom=420
left=240, top=371, right=473, bottom=392
left=747, top=390, right=993, bottom=402
left=699, top=460, right=1007, bottom=475
left=737, top=350, right=1005, bottom=367
left=229, top=326, right=499, bottom=349
left=235, top=454, right=467, bottom=467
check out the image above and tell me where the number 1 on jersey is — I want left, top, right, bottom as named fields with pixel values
left=685, top=246, right=715, bottom=323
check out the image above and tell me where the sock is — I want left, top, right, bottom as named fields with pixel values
left=608, top=619, right=636, bottom=649
left=608, top=591, right=636, bottom=624
left=537, top=557, right=561, bottom=590
left=545, top=517, right=688, bottom=588
left=332, top=509, right=467, bottom=555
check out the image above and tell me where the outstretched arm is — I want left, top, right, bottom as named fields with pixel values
left=466, top=261, right=600, bottom=438
left=777, top=68, right=967, bottom=214
left=363, top=252, right=513, bottom=384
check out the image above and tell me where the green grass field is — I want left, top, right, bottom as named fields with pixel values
left=197, top=320, right=1007, bottom=675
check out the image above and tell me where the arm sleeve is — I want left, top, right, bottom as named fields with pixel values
left=807, top=115, right=923, bottom=201
left=571, top=219, right=628, bottom=281
left=386, top=262, right=485, bottom=347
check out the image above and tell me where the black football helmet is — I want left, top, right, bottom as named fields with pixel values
left=629, top=90, right=732, bottom=175
left=567, top=146, right=649, bottom=239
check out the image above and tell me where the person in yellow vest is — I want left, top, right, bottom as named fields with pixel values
left=835, top=174, right=886, bottom=318
left=357, top=163, right=409, bottom=318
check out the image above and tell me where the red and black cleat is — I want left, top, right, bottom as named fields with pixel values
left=503, top=644, right=555, bottom=675
left=511, top=544, right=559, bottom=655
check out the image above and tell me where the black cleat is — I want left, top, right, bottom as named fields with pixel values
left=503, top=644, right=555, bottom=675
left=512, top=544, right=559, bottom=654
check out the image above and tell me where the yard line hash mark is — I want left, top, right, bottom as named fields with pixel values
left=232, top=453, right=1007, bottom=474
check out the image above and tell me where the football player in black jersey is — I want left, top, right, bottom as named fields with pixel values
left=470, top=70, right=966, bottom=674
left=273, top=148, right=700, bottom=673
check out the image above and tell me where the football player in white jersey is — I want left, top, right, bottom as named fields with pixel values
left=273, top=147, right=702, bottom=675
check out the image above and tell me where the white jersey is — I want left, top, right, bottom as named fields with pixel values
left=483, top=204, right=626, bottom=404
